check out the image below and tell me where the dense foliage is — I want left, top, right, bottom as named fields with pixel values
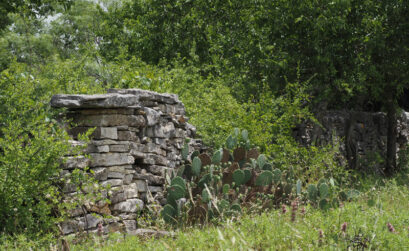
left=0, top=0, right=409, bottom=244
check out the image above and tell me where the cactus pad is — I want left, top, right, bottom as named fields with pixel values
left=257, top=154, right=266, bottom=169
left=272, top=169, right=282, bottom=184
left=168, top=184, right=186, bottom=201
left=243, top=169, right=252, bottom=184
left=171, top=176, right=186, bottom=189
left=255, top=170, right=273, bottom=186
left=233, top=169, right=245, bottom=186
left=319, top=183, right=329, bottom=199
left=307, top=184, right=318, bottom=202
left=296, top=179, right=302, bottom=196
left=212, top=149, right=223, bottom=164
left=319, top=198, right=330, bottom=210
left=181, top=143, right=189, bottom=161
left=161, top=204, right=177, bottom=224
left=192, top=157, right=202, bottom=176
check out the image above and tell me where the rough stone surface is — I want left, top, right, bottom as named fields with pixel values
left=89, top=153, right=134, bottom=167
left=294, top=110, right=409, bottom=172
left=53, top=89, right=204, bottom=235
left=51, top=94, right=140, bottom=108
left=112, top=199, right=144, bottom=213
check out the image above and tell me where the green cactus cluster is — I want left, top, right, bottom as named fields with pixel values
left=306, top=178, right=360, bottom=210
left=161, top=129, right=361, bottom=224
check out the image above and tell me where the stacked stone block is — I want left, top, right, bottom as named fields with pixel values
left=51, top=89, right=202, bottom=235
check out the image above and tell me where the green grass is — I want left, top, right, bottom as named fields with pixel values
left=68, top=182, right=409, bottom=251
left=2, top=181, right=409, bottom=250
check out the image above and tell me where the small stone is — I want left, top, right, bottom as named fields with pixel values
left=124, top=184, right=138, bottom=199
left=94, top=127, right=118, bottom=140
left=118, top=131, right=138, bottom=141
left=148, top=186, right=163, bottom=193
left=141, top=154, right=167, bottom=166
left=91, top=140, right=130, bottom=146
left=109, top=144, right=129, bottom=152
left=124, top=174, right=133, bottom=185
left=61, top=220, right=78, bottom=235
left=123, top=220, right=137, bottom=232
left=62, top=156, right=90, bottom=170
left=79, top=214, right=101, bottom=229
left=110, top=192, right=126, bottom=204
left=89, top=153, right=134, bottom=167
left=118, top=213, right=137, bottom=220
left=90, top=203, right=111, bottom=215
left=135, top=180, right=147, bottom=192
left=87, top=144, right=110, bottom=153
left=144, top=107, right=161, bottom=126
left=112, top=199, right=144, bottom=213
left=108, top=172, right=125, bottom=179
left=92, top=167, right=108, bottom=181
left=101, top=179, right=123, bottom=187
left=146, top=165, right=170, bottom=176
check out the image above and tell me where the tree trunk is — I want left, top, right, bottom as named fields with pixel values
left=385, top=95, right=397, bottom=176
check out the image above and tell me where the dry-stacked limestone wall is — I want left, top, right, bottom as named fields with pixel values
left=51, top=89, right=203, bottom=235
left=293, top=110, right=409, bottom=171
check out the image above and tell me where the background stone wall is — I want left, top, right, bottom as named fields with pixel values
left=293, top=110, right=409, bottom=172
left=51, top=89, right=203, bottom=235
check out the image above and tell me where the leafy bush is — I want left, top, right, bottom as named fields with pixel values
left=0, top=63, right=101, bottom=235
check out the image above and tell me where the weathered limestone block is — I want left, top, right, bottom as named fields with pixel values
left=119, top=213, right=137, bottom=220
left=87, top=144, right=110, bottom=153
left=117, top=131, right=138, bottom=141
left=61, top=220, right=78, bottom=235
left=135, top=180, right=147, bottom=192
left=112, top=199, right=144, bottom=213
left=78, top=214, right=102, bottom=230
left=89, top=153, right=134, bottom=167
left=63, top=156, right=90, bottom=170
left=146, top=122, right=175, bottom=138
left=123, top=220, right=137, bottom=232
left=70, top=108, right=135, bottom=115
left=135, top=173, right=165, bottom=185
left=92, top=167, right=108, bottom=181
left=146, top=165, right=171, bottom=176
left=72, top=114, right=145, bottom=127
left=101, top=179, right=123, bottom=187
left=124, top=174, right=133, bottom=185
left=148, top=186, right=163, bottom=193
left=130, top=142, right=166, bottom=156
left=91, top=139, right=130, bottom=146
left=107, top=88, right=180, bottom=105
left=109, top=143, right=130, bottom=152
left=51, top=94, right=140, bottom=108
left=110, top=192, right=126, bottom=204
left=144, top=107, right=162, bottom=126
left=124, top=183, right=139, bottom=199
left=141, top=154, right=168, bottom=166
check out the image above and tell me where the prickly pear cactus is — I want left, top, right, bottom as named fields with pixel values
left=255, top=170, right=273, bottom=186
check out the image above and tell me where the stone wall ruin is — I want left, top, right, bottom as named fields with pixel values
left=51, top=89, right=203, bottom=235
left=293, top=110, right=409, bottom=172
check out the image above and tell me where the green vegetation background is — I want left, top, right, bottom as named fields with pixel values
left=1, top=0, right=409, bottom=248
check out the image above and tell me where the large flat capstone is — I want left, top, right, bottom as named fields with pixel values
left=51, top=94, right=140, bottom=108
